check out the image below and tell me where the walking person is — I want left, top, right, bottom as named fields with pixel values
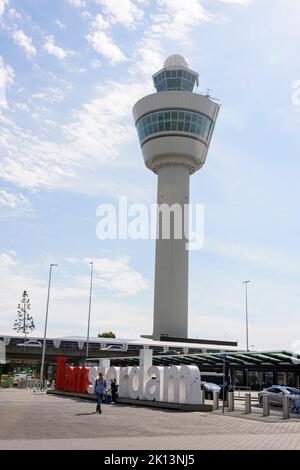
left=110, top=378, right=118, bottom=403
left=94, top=372, right=107, bottom=414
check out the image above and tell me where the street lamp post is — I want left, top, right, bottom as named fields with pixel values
left=242, top=281, right=251, bottom=352
left=85, top=261, right=94, bottom=362
left=40, top=264, right=58, bottom=388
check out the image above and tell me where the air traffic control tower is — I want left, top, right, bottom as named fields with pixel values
left=133, top=55, right=219, bottom=340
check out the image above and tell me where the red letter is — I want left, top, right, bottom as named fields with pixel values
left=55, top=357, right=68, bottom=391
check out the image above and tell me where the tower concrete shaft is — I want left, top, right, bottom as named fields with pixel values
left=133, top=55, right=219, bottom=340
left=154, top=164, right=190, bottom=339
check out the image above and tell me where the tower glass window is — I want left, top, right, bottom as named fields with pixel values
left=153, top=69, right=198, bottom=92
left=136, top=109, right=213, bottom=143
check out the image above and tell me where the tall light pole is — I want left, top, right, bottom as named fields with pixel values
left=85, top=261, right=94, bottom=361
left=242, top=281, right=251, bottom=352
left=40, top=264, right=58, bottom=386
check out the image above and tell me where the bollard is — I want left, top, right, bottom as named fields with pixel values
left=228, top=391, right=234, bottom=412
left=263, top=394, right=270, bottom=417
left=200, top=390, right=205, bottom=405
left=245, top=393, right=251, bottom=414
left=213, top=391, right=219, bottom=410
left=282, top=396, right=291, bottom=419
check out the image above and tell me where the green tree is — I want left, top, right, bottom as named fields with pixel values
left=97, top=331, right=116, bottom=338
left=13, top=291, right=35, bottom=342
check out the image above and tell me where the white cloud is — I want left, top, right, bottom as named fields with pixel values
left=91, top=256, right=149, bottom=296
left=66, top=0, right=86, bottom=7
left=80, top=10, right=92, bottom=19
left=218, top=0, right=251, bottom=5
left=92, top=13, right=109, bottom=30
left=44, top=35, right=67, bottom=61
left=0, top=190, right=32, bottom=217
left=0, top=0, right=9, bottom=18
left=94, top=0, right=144, bottom=28
left=55, top=19, right=66, bottom=29
left=62, top=80, right=147, bottom=166
left=86, top=11, right=126, bottom=64
left=15, top=102, right=29, bottom=112
left=12, top=29, right=37, bottom=59
left=152, top=0, right=211, bottom=41
left=0, top=252, right=151, bottom=337
left=0, top=55, right=14, bottom=109
left=0, top=252, right=89, bottom=336
left=91, top=58, right=101, bottom=69
left=8, top=8, right=22, bottom=20
left=0, top=80, right=148, bottom=191
left=132, top=0, right=212, bottom=76
left=32, top=87, right=65, bottom=103
left=86, top=30, right=126, bottom=64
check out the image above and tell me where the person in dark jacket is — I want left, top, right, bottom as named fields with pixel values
left=110, top=378, right=118, bottom=403
left=94, top=372, right=107, bottom=414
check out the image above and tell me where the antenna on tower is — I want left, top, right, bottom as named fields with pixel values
left=205, top=88, right=220, bottom=102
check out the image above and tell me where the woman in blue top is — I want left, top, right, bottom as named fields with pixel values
left=94, top=372, right=107, bottom=414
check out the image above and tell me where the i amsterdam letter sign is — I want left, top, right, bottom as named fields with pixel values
left=55, top=350, right=202, bottom=405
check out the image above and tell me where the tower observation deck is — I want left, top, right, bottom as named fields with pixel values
left=133, top=54, right=219, bottom=340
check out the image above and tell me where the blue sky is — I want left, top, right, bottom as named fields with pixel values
left=0, top=0, right=300, bottom=350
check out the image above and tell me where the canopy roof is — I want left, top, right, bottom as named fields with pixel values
left=111, top=350, right=300, bottom=369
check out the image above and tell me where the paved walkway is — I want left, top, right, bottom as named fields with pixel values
left=1, top=389, right=300, bottom=450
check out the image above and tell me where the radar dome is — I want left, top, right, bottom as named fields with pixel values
left=164, top=54, right=189, bottom=69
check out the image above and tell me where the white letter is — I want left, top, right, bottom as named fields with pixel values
left=87, top=366, right=98, bottom=395
left=144, top=366, right=163, bottom=401
left=118, top=196, right=128, bottom=240
left=163, top=365, right=201, bottom=404
left=128, top=367, right=140, bottom=399
left=96, top=204, right=116, bottom=239
left=128, top=204, right=149, bottom=240
left=118, top=366, right=131, bottom=398
left=158, top=203, right=183, bottom=240
left=186, top=204, right=205, bottom=251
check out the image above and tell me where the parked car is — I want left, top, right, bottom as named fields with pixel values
left=101, top=344, right=127, bottom=352
left=258, top=386, right=300, bottom=407
left=160, top=349, right=182, bottom=355
left=16, top=340, right=42, bottom=348
left=202, top=382, right=221, bottom=399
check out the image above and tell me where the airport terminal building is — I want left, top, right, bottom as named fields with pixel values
left=1, top=334, right=300, bottom=390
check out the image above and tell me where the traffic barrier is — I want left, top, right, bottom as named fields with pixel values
left=200, top=390, right=205, bottom=405
left=213, top=391, right=219, bottom=410
left=245, top=393, right=251, bottom=414
left=282, top=396, right=291, bottom=419
left=228, top=391, right=234, bottom=412
left=263, top=394, right=270, bottom=416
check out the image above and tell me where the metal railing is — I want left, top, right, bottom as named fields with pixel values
left=17, top=378, right=49, bottom=392
left=232, top=386, right=251, bottom=398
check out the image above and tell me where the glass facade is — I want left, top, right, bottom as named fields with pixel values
left=136, top=109, right=213, bottom=143
left=153, top=69, right=197, bottom=92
